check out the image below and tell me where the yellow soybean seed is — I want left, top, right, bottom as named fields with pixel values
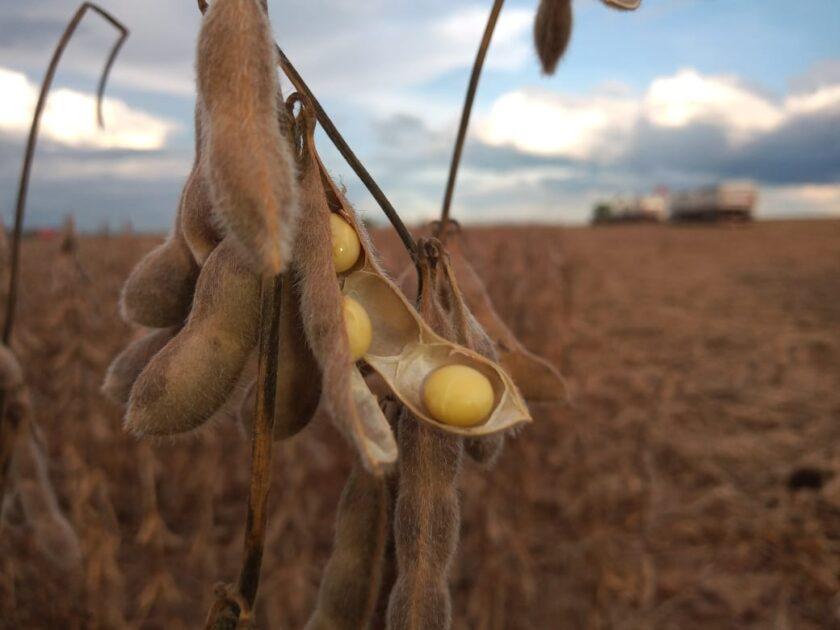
left=343, top=296, right=372, bottom=361
left=422, top=365, right=494, bottom=427
left=331, top=214, right=361, bottom=273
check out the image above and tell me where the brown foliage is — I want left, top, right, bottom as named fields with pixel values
left=1, top=220, right=839, bottom=628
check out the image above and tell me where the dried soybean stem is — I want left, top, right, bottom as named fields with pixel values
left=0, top=2, right=127, bottom=506
left=195, top=0, right=417, bottom=262
left=276, top=49, right=418, bottom=261
left=4, top=3, right=127, bottom=345
left=206, top=275, right=283, bottom=629
left=238, top=275, right=283, bottom=607
left=438, top=0, right=505, bottom=244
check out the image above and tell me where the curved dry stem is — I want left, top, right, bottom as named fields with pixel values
left=4, top=2, right=129, bottom=346
left=438, top=0, right=505, bottom=243
left=0, top=2, right=127, bottom=510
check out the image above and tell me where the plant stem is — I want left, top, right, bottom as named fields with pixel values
left=275, top=48, right=418, bottom=262
left=0, top=0, right=127, bottom=506
left=438, top=0, right=505, bottom=244
left=238, top=274, right=283, bottom=606
left=3, top=2, right=127, bottom=346
left=205, top=275, right=283, bottom=629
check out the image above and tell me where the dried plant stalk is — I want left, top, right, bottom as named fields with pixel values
left=534, top=0, right=573, bottom=75
left=238, top=269, right=320, bottom=440
left=439, top=0, right=505, bottom=238
left=0, top=2, right=127, bottom=506
left=198, top=0, right=300, bottom=275
left=205, top=274, right=283, bottom=630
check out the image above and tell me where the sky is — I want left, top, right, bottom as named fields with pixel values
left=0, top=0, right=838, bottom=231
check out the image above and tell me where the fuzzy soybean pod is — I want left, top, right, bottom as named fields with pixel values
left=401, top=233, right=566, bottom=406
left=293, top=107, right=396, bottom=475
left=435, top=247, right=507, bottom=468
left=120, top=194, right=200, bottom=328
left=397, top=243, right=505, bottom=467
left=181, top=101, right=222, bottom=267
left=101, top=327, right=179, bottom=405
left=386, top=249, right=466, bottom=630
left=304, top=461, right=393, bottom=630
left=237, top=268, right=320, bottom=441
left=197, top=0, right=300, bottom=275
left=534, top=0, right=573, bottom=75
left=125, top=236, right=260, bottom=435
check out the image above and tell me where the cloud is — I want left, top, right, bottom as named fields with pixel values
left=642, top=70, right=783, bottom=142
left=474, top=69, right=840, bottom=187
left=761, top=184, right=840, bottom=218
left=476, top=88, right=638, bottom=159
left=0, top=67, right=177, bottom=150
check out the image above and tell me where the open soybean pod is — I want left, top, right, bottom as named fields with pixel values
left=291, top=99, right=397, bottom=475
left=310, top=153, right=532, bottom=437
left=399, top=233, right=566, bottom=405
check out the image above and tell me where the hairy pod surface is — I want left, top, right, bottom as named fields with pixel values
left=119, top=207, right=200, bottom=328
left=386, top=252, right=468, bottom=630
left=309, top=156, right=530, bottom=436
left=197, top=0, right=300, bottom=275
left=238, top=270, right=320, bottom=441
left=304, top=463, right=392, bottom=630
left=534, top=0, right=573, bottom=75
left=181, top=102, right=221, bottom=266
left=102, top=327, right=179, bottom=405
left=337, top=240, right=530, bottom=435
left=4, top=422, right=83, bottom=573
left=399, top=234, right=566, bottom=405
left=429, top=244, right=507, bottom=465
left=125, top=236, right=260, bottom=435
left=294, top=108, right=397, bottom=474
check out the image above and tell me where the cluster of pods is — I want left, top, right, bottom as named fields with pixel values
left=100, top=0, right=642, bottom=626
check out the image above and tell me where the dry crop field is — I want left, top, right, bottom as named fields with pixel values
left=1, top=218, right=838, bottom=629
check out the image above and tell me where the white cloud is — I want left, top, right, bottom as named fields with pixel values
left=642, top=69, right=784, bottom=141
left=0, top=67, right=177, bottom=150
left=435, top=6, right=533, bottom=73
left=760, top=184, right=840, bottom=218
left=784, top=84, right=840, bottom=117
left=476, top=68, right=840, bottom=160
left=476, top=88, right=638, bottom=160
